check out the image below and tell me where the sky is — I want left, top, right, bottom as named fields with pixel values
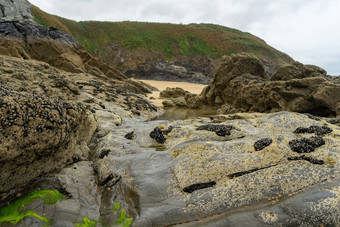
left=29, top=0, right=340, bottom=75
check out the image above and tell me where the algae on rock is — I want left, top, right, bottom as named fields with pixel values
left=0, top=190, right=67, bottom=225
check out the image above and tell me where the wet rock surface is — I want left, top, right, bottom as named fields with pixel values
left=19, top=161, right=102, bottom=227
left=29, top=110, right=335, bottom=227
left=1, top=75, right=340, bottom=227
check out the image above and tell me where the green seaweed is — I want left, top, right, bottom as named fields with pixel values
left=113, top=203, right=132, bottom=227
left=75, top=202, right=132, bottom=227
left=74, top=217, right=97, bottom=227
left=0, top=190, right=68, bottom=225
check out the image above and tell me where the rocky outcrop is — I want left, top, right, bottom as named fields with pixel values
left=160, top=87, right=190, bottom=99
left=0, top=21, right=77, bottom=44
left=168, top=53, right=340, bottom=117
left=0, top=55, right=160, bottom=121
left=125, top=59, right=213, bottom=84
left=0, top=85, right=97, bottom=197
left=0, top=52, right=162, bottom=207
left=19, top=111, right=340, bottom=226
left=0, top=55, right=338, bottom=226
left=160, top=87, right=194, bottom=107
left=0, top=21, right=155, bottom=94
left=0, top=0, right=33, bottom=22
left=270, top=61, right=327, bottom=81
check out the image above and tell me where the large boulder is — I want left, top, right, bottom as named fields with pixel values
left=0, top=86, right=98, bottom=197
left=0, top=0, right=33, bottom=22
left=192, top=53, right=340, bottom=117
left=160, top=87, right=190, bottom=99
left=270, top=61, right=327, bottom=81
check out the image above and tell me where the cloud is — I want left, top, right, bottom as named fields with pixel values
left=29, top=0, right=340, bottom=75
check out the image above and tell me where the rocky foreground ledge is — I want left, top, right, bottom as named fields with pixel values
left=14, top=110, right=340, bottom=226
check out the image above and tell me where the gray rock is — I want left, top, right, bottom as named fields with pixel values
left=88, top=111, right=340, bottom=226
left=0, top=0, right=33, bottom=22
left=0, top=21, right=78, bottom=45
left=176, top=177, right=340, bottom=226
left=19, top=162, right=102, bottom=227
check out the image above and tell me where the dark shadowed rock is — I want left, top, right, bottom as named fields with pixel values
left=254, top=138, right=273, bottom=151
left=124, top=131, right=135, bottom=140
left=149, top=127, right=166, bottom=144
left=288, top=155, right=324, bottom=165
left=149, top=126, right=173, bottom=144
left=183, top=181, right=216, bottom=193
left=196, top=124, right=234, bottom=136
left=289, top=136, right=325, bottom=153
left=294, top=125, right=332, bottom=136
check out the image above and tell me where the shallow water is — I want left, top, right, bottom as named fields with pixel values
left=154, top=107, right=218, bottom=120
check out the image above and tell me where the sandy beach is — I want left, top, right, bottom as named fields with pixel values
left=139, top=80, right=206, bottom=107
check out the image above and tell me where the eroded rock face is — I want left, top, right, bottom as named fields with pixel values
left=0, top=85, right=97, bottom=196
left=270, top=61, right=327, bottom=81
left=169, top=53, right=340, bottom=117
left=0, top=21, right=154, bottom=94
left=0, top=0, right=33, bottom=22
left=0, top=55, right=162, bottom=207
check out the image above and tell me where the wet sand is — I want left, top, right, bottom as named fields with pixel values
left=139, top=80, right=206, bottom=107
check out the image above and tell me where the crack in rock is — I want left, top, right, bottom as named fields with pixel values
left=288, top=155, right=324, bottom=165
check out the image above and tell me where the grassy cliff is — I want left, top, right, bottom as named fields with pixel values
left=31, top=5, right=292, bottom=64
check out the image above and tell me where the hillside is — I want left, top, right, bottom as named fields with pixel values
left=31, top=5, right=293, bottom=83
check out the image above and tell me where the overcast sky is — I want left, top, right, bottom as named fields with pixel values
left=30, top=0, right=340, bottom=75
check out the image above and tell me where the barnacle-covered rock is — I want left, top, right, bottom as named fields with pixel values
left=0, top=86, right=97, bottom=195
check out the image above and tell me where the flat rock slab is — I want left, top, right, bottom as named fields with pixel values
left=93, top=111, right=340, bottom=226
left=9, top=111, right=339, bottom=226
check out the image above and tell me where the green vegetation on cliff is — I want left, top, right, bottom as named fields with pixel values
left=31, top=5, right=292, bottom=64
